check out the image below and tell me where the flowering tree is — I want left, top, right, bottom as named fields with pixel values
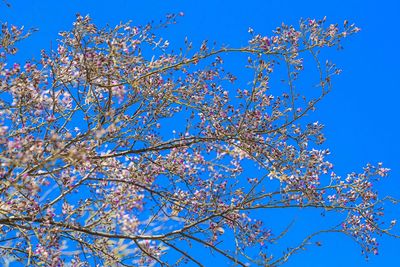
left=0, top=14, right=397, bottom=266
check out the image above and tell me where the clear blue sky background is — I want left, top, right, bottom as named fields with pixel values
left=2, top=0, right=399, bottom=266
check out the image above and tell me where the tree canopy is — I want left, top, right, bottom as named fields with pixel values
left=0, top=14, right=397, bottom=266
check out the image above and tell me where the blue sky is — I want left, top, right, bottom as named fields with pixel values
left=2, top=0, right=399, bottom=266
